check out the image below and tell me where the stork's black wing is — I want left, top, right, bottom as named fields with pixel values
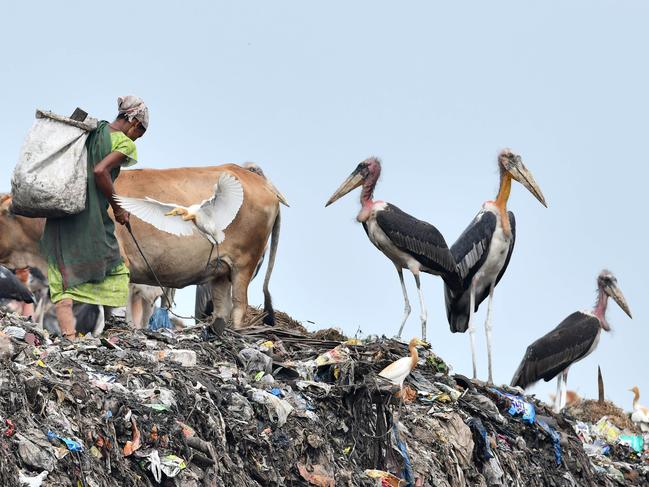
left=444, top=210, right=497, bottom=332
left=450, top=210, right=497, bottom=289
left=375, top=203, right=459, bottom=286
left=510, top=311, right=600, bottom=389
left=0, top=266, right=33, bottom=303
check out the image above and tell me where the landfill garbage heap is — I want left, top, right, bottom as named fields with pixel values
left=0, top=308, right=647, bottom=487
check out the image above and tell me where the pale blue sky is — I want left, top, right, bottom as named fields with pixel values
left=1, top=2, right=647, bottom=409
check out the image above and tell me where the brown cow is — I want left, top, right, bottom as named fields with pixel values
left=1, top=163, right=281, bottom=330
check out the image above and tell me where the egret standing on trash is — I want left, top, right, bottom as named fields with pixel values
left=444, top=149, right=547, bottom=384
left=326, top=157, right=460, bottom=340
left=40, top=96, right=148, bottom=340
left=629, top=386, right=649, bottom=432
left=378, top=337, right=428, bottom=389
left=511, top=270, right=632, bottom=413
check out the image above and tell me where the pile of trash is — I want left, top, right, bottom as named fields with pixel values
left=0, top=308, right=648, bottom=486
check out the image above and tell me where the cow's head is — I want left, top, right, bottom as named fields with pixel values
left=0, top=194, right=46, bottom=271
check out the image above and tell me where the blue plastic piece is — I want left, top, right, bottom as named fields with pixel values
left=148, top=307, right=173, bottom=331
left=536, top=419, right=562, bottom=465
left=47, top=431, right=84, bottom=452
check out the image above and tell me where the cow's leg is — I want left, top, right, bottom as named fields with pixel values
left=128, top=291, right=144, bottom=329
left=231, top=265, right=255, bottom=329
left=55, top=298, right=76, bottom=339
left=209, top=274, right=232, bottom=334
left=140, top=298, right=155, bottom=329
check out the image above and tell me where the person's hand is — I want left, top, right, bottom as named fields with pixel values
left=114, top=208, right=130, bottom=225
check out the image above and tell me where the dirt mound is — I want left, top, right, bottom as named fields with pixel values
left=568, top=399, right=638, bottom=433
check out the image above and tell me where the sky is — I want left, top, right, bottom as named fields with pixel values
left=1, top=1, right=647, bottom=410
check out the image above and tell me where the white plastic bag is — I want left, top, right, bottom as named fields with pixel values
left=11, top=110, right=97, bottom=218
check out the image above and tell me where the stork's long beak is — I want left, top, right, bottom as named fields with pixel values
left=325, top=168, right=364, bottom=207
left=605, top=282, right=632, bottom=318
left=507, top=156, right=548, bottom=207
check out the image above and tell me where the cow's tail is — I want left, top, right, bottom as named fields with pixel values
left=262, top=209, right=281, bottom=326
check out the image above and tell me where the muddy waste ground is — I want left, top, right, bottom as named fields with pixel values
left=0, top=307, right=647, bottom=487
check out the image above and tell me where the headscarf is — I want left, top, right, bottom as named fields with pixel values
left=117, top=95, right=149, bottom=129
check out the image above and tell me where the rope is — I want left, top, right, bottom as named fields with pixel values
left=124, top=222, right=200, bottom=321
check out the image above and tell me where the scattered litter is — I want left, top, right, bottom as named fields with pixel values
left=0, top=307, right=647, bottom=485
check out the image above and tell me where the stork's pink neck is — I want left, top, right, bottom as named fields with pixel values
left=357, top=172, right=380, bottom=222
left=593, top=287, right=610, bottom=331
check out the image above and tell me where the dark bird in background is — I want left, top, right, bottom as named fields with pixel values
left=445, top=149, right=547, bottom=384
left=511, top=270, right=632, bottom=412
left=0, top=265, right=34, bottom=303
left=326, top=157, right=460, bottom=340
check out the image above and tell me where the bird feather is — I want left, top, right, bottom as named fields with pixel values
left=195, top=173, right=244, bottom=244
left=114, top=195, right=196, bottom=237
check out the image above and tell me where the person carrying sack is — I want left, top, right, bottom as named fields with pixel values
left=40, top=96, right=149, bottom=340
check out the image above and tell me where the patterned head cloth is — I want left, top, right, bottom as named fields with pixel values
left=117, top=95, right=149, bottom=129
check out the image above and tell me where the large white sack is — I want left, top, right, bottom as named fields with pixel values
left=11, top=110, right=97, bottom=218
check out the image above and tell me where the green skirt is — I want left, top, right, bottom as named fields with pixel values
left=48, top=261, right=130, bottom=307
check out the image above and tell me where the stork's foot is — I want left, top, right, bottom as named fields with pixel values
left=181, top=213, right=196, bottom=222
left=165, top=207, right=188, bottom=217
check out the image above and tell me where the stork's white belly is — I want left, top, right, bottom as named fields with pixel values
left=473, top=216, right=511, bottom=295
left=365, top=212, right=422, bottom=272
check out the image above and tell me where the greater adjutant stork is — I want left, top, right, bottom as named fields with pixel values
left=511, top=270, right=632, bottom=413
left=326, top=157, right=460, bottom=340
left=444, top=149, right=547, bottom=384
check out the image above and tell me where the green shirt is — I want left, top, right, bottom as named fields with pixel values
left=110, top=130, right=138, bottom=167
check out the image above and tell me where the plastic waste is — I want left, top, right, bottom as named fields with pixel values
left=583, top=438, right=610, bottom=457
left=467, top=417, right=494, bottom=461
left=364, top=469, right=405, bottom=487
left=142, top=349, right=197, bottom=367
left=148, top=307, right=173, bottom=331
left=238, top=347, right=273, bottom=374
left=593, top=417, right=621, bottom=443
left=161, top=454, right=187, bottom=478
left=536, top=418, right=562, bottom=465
left=250, top=389, right=294, bottom=426
left=47, top=431, right=83, bottom=452
left=491, top=388, right=536, bottom=424
left=18, top=470, right=48, bottom=487
left=315, top=345, right=350, bottom=366
left=619, top=434, right=644, bottom=453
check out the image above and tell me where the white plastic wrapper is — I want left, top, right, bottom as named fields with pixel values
left=11, top=110, right=97, bottom=218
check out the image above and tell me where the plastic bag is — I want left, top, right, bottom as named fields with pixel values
left=11, top=110, right=97, bottom=217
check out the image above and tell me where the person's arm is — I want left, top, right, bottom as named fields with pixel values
left=93, top=151, right=129, bottom=225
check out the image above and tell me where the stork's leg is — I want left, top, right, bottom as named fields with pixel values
left=560, top=369, right=569, bottom=411
left=413, top=272, right=427, bottom=341
left=484, top=283, right=496, bottom=384
left=395, top=267, right=411, bottom=339
left=468, top=280, right=478, bottom=379
left=553, top=373, right=563, bottom=413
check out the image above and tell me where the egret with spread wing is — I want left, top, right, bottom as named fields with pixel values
left=444, top=149, right=547, bottom=384
left=326, top=157, right=460, bottom=340
left=511, top=270, right=632, bottom=413
left=114, top=172, right=244, bottom=245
